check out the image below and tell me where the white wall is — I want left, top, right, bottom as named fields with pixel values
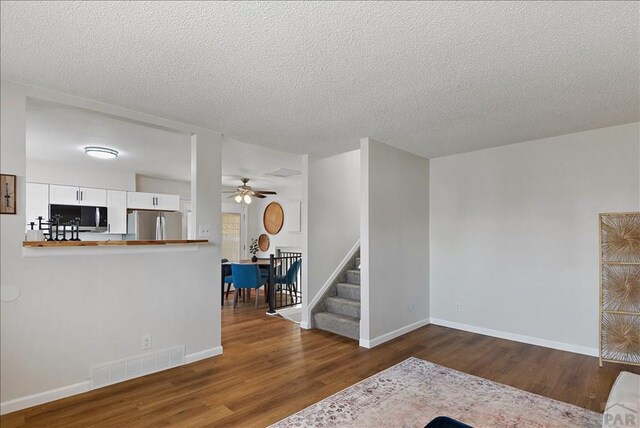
left=27, top=159, right=136, bottom=191
left=0, top=81, right=222, bottom=411
left=360, top=138, right=430, bottom=347
left=430, top=122, right=640, bottom=355
left=303, top=150, right=360, bottom=326
left=136, top=174, right=191, bottom=200
left=248, top=182, right=304, bottom=258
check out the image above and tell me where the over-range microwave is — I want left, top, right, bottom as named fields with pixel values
left=49, top=204, right=108, bottom=232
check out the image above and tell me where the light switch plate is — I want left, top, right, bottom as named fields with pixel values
left=198, top=224, right=211, bottom=238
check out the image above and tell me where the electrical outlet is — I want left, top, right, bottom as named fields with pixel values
left=455, top=303, right=461, bottom=312
left=141, top=334, right=152, bottom=350
left=198, top=224, right=211, bottom=238
left=407, top=302, right=415, bottom=312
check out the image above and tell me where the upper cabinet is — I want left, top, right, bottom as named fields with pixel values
left=106, top=190, right=127, bottom=234
left=155, top=193, right=180, bottom=211
left=80, top=187, right=107, bottom=206
left=127, top=191, right=180, bottom=211
left=49, top=184, right=106, bottom=207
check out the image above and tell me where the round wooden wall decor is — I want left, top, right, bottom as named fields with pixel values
left=263, top=202, right=284, bottom=235
left=258, top=234, right=270, bottom=252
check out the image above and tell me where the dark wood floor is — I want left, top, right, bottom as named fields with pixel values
left=3, top=291, right=638, bottom=427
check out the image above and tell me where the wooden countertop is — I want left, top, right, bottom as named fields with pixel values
left=23, top=240, right=209, bottom=248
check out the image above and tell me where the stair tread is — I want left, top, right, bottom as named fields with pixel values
left=345, top=269, right=361, bottom=285
left=326, top=295, right=361, bottom=318
left=326, top=296, right=360, bottom=305
left=336, top=282, right=361, bottom=301
left=315, top=311, right=359, bottom=323
left=314, top=311, right=360, bottom=340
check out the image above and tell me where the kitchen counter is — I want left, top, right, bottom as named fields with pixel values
left=23, top=239, right=208, bottom=247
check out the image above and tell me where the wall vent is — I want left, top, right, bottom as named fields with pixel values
left=91, top=345, right=185, bottom=389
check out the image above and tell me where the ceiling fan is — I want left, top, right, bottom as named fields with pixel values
left=224, top=178, right=277, bottom=204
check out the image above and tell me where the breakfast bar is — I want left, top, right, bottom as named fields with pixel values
left=23, top=239, right=208, bottom=247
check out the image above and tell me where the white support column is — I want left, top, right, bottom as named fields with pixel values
left=301, top=154, right=310, bottom=328
left=190, top=131, right=222, bottom=243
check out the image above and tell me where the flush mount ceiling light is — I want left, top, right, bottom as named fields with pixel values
left=84, top=146, right=118, bottom=159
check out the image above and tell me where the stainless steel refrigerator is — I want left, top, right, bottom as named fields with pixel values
left=126, top=210, right=183, bottom=240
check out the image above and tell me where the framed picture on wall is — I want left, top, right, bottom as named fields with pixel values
left=0, top=174, right=16, bottom=215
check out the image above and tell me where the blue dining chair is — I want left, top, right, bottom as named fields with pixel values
left=273, top=259, right=301, bottom=302
left=231, top=264, right=264, bottom=308
left=221, top=259, right=234, bottom=304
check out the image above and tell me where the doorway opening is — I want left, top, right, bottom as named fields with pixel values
left=221, top=203, right=247, bottom=262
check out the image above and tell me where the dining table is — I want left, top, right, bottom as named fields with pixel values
left=221, top=259, right=278, bottom=306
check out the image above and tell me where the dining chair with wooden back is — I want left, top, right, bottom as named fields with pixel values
left=230, top=263, right=264, bottom=308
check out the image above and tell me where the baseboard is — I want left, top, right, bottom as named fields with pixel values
left=1, top=380, right=90, bottom=415
left=429, top=318, right=598, bottom=357
left=185, top=346, right=223, bottom=364
left=359, top=317, right=431, bottom=349
left=1, top=346, right=224, bottom=415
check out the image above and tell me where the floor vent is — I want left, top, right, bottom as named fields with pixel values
left=90, top=345, right=185, bottom=389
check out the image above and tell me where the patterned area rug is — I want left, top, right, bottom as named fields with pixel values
left=270, top=357, right=602, bottom=428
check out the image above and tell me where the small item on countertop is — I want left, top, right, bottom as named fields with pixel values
left=25, top=229, right=45, bottom=241
left=37, top=216, right=55, bottom=241
left=53, top=215, right=62, bottom=241
left=70, top=219, right=81, bottom=241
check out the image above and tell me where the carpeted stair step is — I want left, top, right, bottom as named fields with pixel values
left=336, top=282, right=360, bottom=301
left=346, top=269, right=360, bottom=284
left=314, top=312, right=359, bottom=340
left=326, top=296, right=360, bottom=318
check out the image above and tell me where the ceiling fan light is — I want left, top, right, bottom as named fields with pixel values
left=234, top=195, right=243, bottom=203
left=243, top=194, right=252, bottom=204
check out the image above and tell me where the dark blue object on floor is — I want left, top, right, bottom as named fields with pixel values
left=425, top=416, right=473, bottom=428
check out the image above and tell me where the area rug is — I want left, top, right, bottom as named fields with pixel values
left=270, top=357, right=601, bottom=428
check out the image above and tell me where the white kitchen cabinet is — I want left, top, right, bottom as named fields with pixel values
left=26, top=182, right=49, bottom=229
left=155, top=193, right=180, bottom=211
left=127, top=191, right=154, bottom=209
left=49, top=184, right=79, bottom=205
left=80, top=187, right=107, bottom=206
left=106, top=190, right=127, bottom=234
left=49, top=184, right=106, bottom=206
left=127, top=191, right=180, bottom=211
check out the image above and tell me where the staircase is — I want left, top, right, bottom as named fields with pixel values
left=313, top=255, right=360, bottom=340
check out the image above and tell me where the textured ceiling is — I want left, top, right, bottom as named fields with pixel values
left=2, top=1, right=639, bottom=158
